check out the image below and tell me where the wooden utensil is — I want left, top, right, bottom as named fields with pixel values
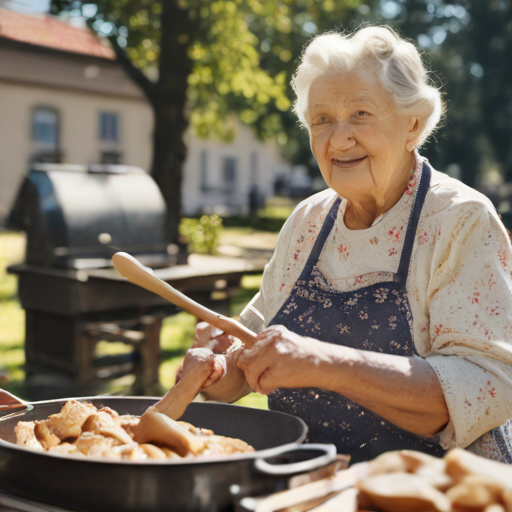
left=112, top=252, right=257, bottom=347
left=238, top=462, right=369, bottom=512
left=112, top=252, right=258, bottom=451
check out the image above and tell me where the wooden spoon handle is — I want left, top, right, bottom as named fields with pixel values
left=112, top=252, right=258, bottom=348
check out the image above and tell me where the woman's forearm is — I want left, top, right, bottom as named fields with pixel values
left=314, top=344, right=449, bottom=437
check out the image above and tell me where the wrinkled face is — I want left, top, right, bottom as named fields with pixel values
left=308, top=69, right=417, bottom=204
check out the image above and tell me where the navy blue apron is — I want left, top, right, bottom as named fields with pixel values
left=267, top=162, right=445, bottom=463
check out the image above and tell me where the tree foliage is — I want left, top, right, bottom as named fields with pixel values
left=377, top=0, right=512, bottom=187
left=50, top=0, right=512, bottom=217
left=51, top=0, right=370, bottom=156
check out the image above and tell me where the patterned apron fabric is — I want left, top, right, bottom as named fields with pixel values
left=268, top=162, right=446, bottom=463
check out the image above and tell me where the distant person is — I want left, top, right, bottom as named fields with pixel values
left=248, top=184, right=259, bottom=217
left=180, top=26, right=512, bottom=463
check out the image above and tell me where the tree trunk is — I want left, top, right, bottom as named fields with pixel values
left=151, top=0, right=194, bottom=251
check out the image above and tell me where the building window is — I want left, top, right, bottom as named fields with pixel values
left=99, top=112, right=119, bottom=142
left=33, top=108, right=58, bottom=148
left=223, top=157, right=237, bottom=189
left=200, top=150, right=208, bottom=191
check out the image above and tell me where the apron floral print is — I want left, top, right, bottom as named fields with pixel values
left=268, top=162, right=446, bottom=463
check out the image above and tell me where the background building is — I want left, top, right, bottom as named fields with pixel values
left=0, top=7, right=285, bottom=222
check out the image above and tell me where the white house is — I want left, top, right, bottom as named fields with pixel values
left=0, top=7, right=286, bottom=222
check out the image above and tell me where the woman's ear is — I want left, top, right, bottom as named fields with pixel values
left=406, top=115, right=427, bottom=152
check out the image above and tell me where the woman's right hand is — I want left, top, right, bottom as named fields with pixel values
left=179, top=321, right=252, bottom=403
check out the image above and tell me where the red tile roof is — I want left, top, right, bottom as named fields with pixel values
left=0, top=7, right=115, bottom=59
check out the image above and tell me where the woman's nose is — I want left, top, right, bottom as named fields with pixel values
left=330, top=121, right=355, bottom=150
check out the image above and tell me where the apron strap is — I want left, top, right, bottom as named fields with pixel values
left=300, top=196, right=342, bottom=278
left=396, top=161, right=432, bottom=284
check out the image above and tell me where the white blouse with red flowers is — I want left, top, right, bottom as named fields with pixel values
left=240, top=152, right=512, bottom=452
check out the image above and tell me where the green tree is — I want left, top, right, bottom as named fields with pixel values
left=50, top=0, right=368, bottom=246
left=382, top=0, right=512, bottom=187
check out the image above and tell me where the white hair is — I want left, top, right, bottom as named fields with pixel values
left=292, top=26, right=444, bottom=147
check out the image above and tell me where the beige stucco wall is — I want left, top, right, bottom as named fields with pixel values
left=182, top=122, right=286, bottom=215
left=0, top=81, right=286, bottom=222
left=0, top=80, right=153, bottom=221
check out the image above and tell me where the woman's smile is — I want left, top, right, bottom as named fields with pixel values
left=331, top=155, right=368, bottom=169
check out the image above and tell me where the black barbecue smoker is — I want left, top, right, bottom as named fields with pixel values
left=6, top=164, right=249, bottom=395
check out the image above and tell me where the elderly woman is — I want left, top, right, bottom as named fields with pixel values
left=184, top=26, right=512, bottom=463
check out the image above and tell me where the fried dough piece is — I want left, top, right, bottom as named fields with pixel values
left=97, top=406, right=119, bottom=419
left=446, top=474, right=505, bottom=511
left=140, top=443, right=167, bottom=459
left=357, top=472, right=451, bottom=512
left=160, top=447, right=182, bottom=459
left=34, top=421, right=61, bottom=450
left=445, top=448, right=512, bottom=490
left=14, top=421, right=43, bottom=451
left=82, top=412, right=133, bottom=444
left=44, top=400, right=97, bottom=440
left=49, top=442, right=79, bottom=455
left=74, top=432, right=116, bottom=457
left=200, top=435, right=255, bottom=456
left=177, top=421, right=214, bottom=437
left=134, top=411, right=205, bottom=457
left=116, top=415, right=140, bottom=438
left=110, top=442, right=148, bottom=461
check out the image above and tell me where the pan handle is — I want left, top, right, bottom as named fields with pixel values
left=254, top=443, right=337, bottom=476
left=0, top=389, right=32, bottom=419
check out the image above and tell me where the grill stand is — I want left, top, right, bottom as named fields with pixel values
left=8, top=256, right=258, bottom=397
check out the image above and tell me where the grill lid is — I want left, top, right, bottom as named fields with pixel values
left=8, top=164, right=171, bottom=269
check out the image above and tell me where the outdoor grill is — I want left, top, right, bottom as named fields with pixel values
left=6, top=164, right=256, bottom=395
left=8, top=164, right=175, bottom=270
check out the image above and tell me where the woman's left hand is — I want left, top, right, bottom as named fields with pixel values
left=237, top=325, right=327, bottom=395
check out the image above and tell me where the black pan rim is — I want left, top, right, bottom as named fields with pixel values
left=0, top=396, right=309, bottom=466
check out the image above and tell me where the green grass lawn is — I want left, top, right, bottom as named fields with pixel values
left=0, top=231, right=268, bottom=409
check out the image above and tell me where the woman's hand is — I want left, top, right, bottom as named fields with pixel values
left=237, top=325, right=328, bottom=395
left=180, top=347, right=226, bottom=391
left=193, top=321, right=235, bottom=353
left=152, top=347, right=226, bottom=421
left=176, top=322, right=235, bottom=384
left=177, top=321, right=252, bottom=403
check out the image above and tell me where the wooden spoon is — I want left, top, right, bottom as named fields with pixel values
left=112, top=252, right=257, bottom=347
left=112, top=252, right=257, bottom=453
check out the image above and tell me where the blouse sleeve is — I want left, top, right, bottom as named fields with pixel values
left=424, top=200, right=512, bottom=449
left=238, top=213, right=296, bottom=334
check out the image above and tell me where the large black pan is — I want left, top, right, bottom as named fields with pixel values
left=0, top=392, right=336, bottom=512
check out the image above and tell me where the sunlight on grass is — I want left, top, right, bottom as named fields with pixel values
left=258, top=205, right=294, bottom=219
left=0, top=232, right=25, bottom=300
left=231, top=273, right=263, bottom=318
left=240, top=274, right=263, bottom=290
left=160, top=311, right=196, bottom=352
left=236, top=392, right=268, bottom=409
left=160, top=358, right=185, bottom=390
left=0, top=231, right=268, bottom=409
left=0, top=300, right=24, bottom=349
left=94, top=341, right=134, bottom=357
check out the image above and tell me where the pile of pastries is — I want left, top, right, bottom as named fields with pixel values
left=14, top=400, right=254, bottom=461
left=355, top=448, right=512, bottom=512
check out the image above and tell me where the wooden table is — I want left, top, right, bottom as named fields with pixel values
left=8, top=255, right=266, bottom=394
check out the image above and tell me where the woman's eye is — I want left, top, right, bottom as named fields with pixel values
left=315, top=116, right=329, bottom=124
left=356, top=111, right=370, bottom=117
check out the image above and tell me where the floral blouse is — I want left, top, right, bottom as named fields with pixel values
left=239, top=153, right=512, bottom=450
